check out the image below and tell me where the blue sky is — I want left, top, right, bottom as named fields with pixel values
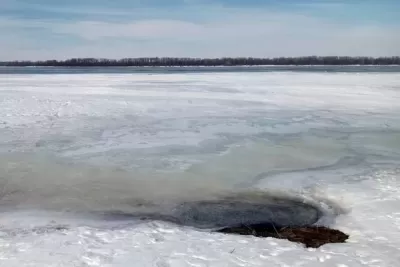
left=0, top=0, right=399, bottom=60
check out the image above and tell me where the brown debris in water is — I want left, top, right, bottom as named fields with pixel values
left=217, top=224, right=349, bottom=248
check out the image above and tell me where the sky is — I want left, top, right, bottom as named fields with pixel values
left=0, top=0, right=399, bottom=60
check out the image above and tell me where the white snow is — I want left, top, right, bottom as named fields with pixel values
left=0, top=70, right=400, bottom=266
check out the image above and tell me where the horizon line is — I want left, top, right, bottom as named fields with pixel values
left=2, top=56, right=400, bottom=62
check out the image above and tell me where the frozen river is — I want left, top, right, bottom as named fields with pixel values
left=0, top=67, right=400, bottom=266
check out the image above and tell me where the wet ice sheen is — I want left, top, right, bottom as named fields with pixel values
left=1, top=68, right=400, bottom=267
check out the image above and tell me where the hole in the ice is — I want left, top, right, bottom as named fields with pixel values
left=177, top=194, right=348, bottom=248
left=171, top=194, right=322, bottom=229
left=106, top=191, right=349, bottom=248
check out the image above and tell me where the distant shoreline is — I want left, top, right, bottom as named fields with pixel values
left=1, top=64, right=400, bottom=68
left=1, top=56, right=399, bottom=67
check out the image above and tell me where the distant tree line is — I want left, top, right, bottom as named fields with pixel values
left=1, top=56, right=399, bottom=67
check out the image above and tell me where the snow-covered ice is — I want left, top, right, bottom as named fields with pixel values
left=0, top=69, right=400, bottom=266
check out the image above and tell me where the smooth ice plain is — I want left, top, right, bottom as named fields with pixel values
left=1, top=69, right=400, bottom=266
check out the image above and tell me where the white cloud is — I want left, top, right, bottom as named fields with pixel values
left=0, top=9, right=399, bottom=60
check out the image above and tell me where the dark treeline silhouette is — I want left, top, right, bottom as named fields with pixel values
left=1, top=56, right=399, bottom=67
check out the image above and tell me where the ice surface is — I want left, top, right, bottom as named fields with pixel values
left=0, top=69, right=400, bottom=266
